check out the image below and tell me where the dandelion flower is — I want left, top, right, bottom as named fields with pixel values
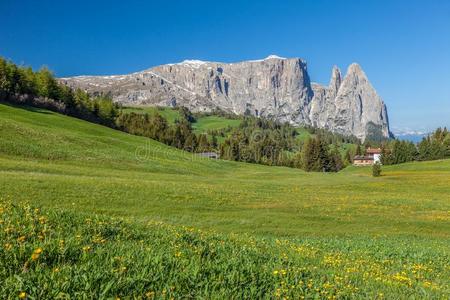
left=18, top=291, right=26, bottom=299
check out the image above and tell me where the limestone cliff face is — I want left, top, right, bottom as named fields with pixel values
left=60, top=55, right=391, bottom=140
left=309, top=64, right=390, bottom=140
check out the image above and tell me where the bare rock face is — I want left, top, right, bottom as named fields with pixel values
left=309, top=64, right=390, bottom=140
left=60, top=56, right=391, bottom=140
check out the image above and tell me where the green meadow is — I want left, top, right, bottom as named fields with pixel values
left=0, top=103, right=449, bottom=298
left=192, top=115, right=241, bottom=134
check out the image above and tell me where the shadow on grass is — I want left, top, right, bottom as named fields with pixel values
left=0, top=100, right=53, bottom=114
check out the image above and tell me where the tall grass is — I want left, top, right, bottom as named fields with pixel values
left=1, top=200, right=448, bottom=299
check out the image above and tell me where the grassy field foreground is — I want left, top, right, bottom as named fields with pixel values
left=1, top=201, right=449, bottom=299
left=0, top=103, right=450, bottom=298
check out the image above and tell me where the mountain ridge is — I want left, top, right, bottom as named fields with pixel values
left=60, top=56, right=391, bottom=140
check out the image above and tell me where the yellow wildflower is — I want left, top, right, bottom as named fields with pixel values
left=18, top=291, right=26, bottom=299
left=31, top=247, right=43, bottom=261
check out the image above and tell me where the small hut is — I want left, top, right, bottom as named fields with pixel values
left=198, top=152, right=220, bottom=159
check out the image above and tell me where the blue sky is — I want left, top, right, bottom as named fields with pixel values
left=1, top=0, right=449, bottom=132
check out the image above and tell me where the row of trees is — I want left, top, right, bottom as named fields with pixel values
left=0, top=57, right=117, bottom=126
left=304, top=125, right=361, bottom=145
left=417, top=128, right=450, bottom=160
left=219, top=118, right=298, bottom=166
left=117, top=109, right=351, bottom=172
left=115, top=111, right=216, bottom=153
left=294, top=137, right=344, bottom=172
left=381, top=128, right=450, bottom=165
left=219, top=117, right=348, bottom=171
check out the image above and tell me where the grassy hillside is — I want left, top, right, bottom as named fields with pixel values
left=1, top=103, right=449, bottom=237
left=192, top=115, right=241, bottom=133
left=1, top=103, right=449, bottom=298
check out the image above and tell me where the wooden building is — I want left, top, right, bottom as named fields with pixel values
left=198, top=152, right=220, bottom=159
left=353, top=148, right=382, bottom=166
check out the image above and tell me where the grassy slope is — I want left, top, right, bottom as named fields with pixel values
left=192, top=115, right=241, bottom=134
left=0, top=103, right=449, bottom=297
left=0, top=103, right=449, bottom=238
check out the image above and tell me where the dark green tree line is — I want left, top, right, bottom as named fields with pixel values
left=0, top=57, right=118, bottom=126
left=381, top=128, right=449, bottom=165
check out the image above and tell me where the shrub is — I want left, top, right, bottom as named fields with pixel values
left=372, top=162, right=382, bottom=177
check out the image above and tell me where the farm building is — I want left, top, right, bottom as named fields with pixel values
left=198, top=152, right=220, bottom=159
left=353, top=148, right=382, bottom=166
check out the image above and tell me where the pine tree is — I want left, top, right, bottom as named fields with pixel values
left=211, top=134, right=218, bottom=150
left=344, top=148, right=353, bottom=165
left=317, top=138, right=331, bottom=172
left=355, top=143, right=362, bottom=156
left=197, top=134, right=210, bottom=152
left=329, top=144, right=344, bottom=172
left=184, top=133, right=198, bottom=152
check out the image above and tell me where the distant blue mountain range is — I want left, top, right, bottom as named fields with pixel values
left=395, top=134, right=427, bottom=143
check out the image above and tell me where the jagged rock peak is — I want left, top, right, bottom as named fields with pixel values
left=346, top=63, right=367, bottom=78
left=60, top=57, right=391, bottom=140
left=329, top=65, right=342, bottom=91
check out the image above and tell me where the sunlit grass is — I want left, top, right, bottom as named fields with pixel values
left=1, top=201, right=448, bottom=298
left=192, top=115, right=241, bottom=133
left=0, top=103, right=449, bottom=298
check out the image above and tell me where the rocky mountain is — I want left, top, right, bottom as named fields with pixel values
left=60, top=55, right=391, bottom=140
